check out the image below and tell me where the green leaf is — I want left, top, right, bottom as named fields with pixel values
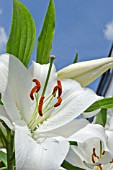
left=0, top=151, right=7, bottom=167
left=36, top=0, right=55, bottom=64
left=95, top=109, right=107, bottom=127
left=69, top=141, right=78, bottom=146
left=61, top=161, right=85, bottom=170
left=85, top=97, right=113, bottom=112
left=73, top=51, right=78, bottom=63
left=6, top=0, right=36, bottom=67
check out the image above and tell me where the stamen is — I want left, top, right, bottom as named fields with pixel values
left=110, top=159, right=113, bottom=163
left=98, top=164, right=102, bottom=170
left=52, top=80, right=62, bottom=97
left=38, top=97, right=45, bottom=116
left=30, top=86, right=39, bottom=100
left=93, top=148, right=99, bottom=159
left=92, top=154, right=95, bottom=163
left=57, top=80, right=62, bottom=96
left=30, top=79, right=41, bottom=100
left=54, top=97, right=62, bottom=107
left=102, top=151, right=105, bottom=155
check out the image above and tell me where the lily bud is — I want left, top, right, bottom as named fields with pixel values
left=57, top=57, right=113, bottom=87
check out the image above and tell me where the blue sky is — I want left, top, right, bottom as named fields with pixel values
left=0, top=0, right=113, bottom=91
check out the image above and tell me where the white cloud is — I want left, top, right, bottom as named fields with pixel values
left=0, top=26, right=7, bottom=52
left=104, top=20, right=113, bottom=41
left=0, top=9, right=3, bottom=15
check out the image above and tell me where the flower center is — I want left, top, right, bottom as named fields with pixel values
left=91, top=147, right=113, bottom=170
left=28, top=55, right=63, bottom=131
left=29, top=79, right=62, bottom=130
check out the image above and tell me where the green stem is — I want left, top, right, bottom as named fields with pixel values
left=6, top=129, right=14, bottom=170
left=41, top=56, right=55, bottom=97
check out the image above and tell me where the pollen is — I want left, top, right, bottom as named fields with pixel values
left=38, top=96, right=45, bottom=116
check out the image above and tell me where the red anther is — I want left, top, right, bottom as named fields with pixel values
left=92, top=154, right=95, bottom=163
left=102, top=151, right=105, bottom=155
left=30, top=79, right=41, bottom=100
left=57, top=80, right=62, bottom=96
left=52, top=80, right=62, bottom=97
left=52, top=86, right=59, bottom=96
left=54, top=97, right=62, bottom=107
left=33, top=79, right=41, bottom=91
left=30, top=86, right=39, bottom=100
left=110, top=159, right=113, bottom=163
left=38, top=96, right=45, bottom=116
left=98, top=164, right=102, bottom=170
left=93, top=148, right=99, bottom=159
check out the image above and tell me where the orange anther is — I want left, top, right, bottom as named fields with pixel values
left=30, top=79, right=41, bottom=100
left=54, top=97, right=62, bottom=107
left=52, top=80, right=62, bottom=97
left=57, top=80, right=62, bottom=96
left=98, top=164, right=102, bottom=170
left=110, top=159, right=113, bottom=163
left=30, top=86, right=39, bottom=100
left=38, top=96, right=45, bottom=116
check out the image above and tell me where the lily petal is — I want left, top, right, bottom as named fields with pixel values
left=15, top=125, right=69, bottom=170
left=0, top=54, right=34, bottom=124
left=38, top=80, right=101, bottom=132
left=0, top=105, right=14, bottom=130
left=39, top=119, right=89, bottom=138
left=57, top=57, right=113, bottom=87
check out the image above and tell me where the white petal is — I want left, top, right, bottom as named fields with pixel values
left=38, top=80, right=101, bottom=132
left=0, top=105, right=14, bottom=130
left=69, top=124, right=107, bottom=142
left=41, top=119, right=89, bottom=138
left=106, top=130, right=113, bottom=157
left=0, top=54, right=34, bottom=123
left=15, top=125, right=69, bottom=170
left=65, top=146, right=87, bottom=169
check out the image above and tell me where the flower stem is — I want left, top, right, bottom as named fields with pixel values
left=6, top=128, right=14, bottom=170
left=41, top=56, right=55, bottom=97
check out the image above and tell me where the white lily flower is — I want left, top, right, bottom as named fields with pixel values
left=0, top=54, right=102, bottom=170
left=57, top=57, right=113, bottom=87
left=66, top=124, right=113, bottom=170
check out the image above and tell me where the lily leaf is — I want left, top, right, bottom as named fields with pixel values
left=36, top=0, right=55, bottom=64
left=73, top=51, right=78, bottom=63
left=0, top=151, right=7, bottom=167
left=95, top=109, right=107, bottom=127
left=85, top=97, right=113, bottom=112
left=6, top=0, right=36, bottom=67
left=61, top=161, right=85, bottom=170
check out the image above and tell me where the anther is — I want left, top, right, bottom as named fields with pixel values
left=38, top=97, right=45, bottom=116
left=54, top=97, right=62, bottom=107
left=93, top=148, right=99, bottom=159
left=102, top=151, right=105, bottom=155
left=92, top=154, right=95, bottom=163
left=110, top=159, right=113, bottom=163
left=57, top=80, right=62, bottom=96
left=98, top=164, right=102, bottom=170
left=30, top=79, right=41, bottom=100
left=52, top=80, right=62, bottom=97
left=30, top=86, right=39, bottom=100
